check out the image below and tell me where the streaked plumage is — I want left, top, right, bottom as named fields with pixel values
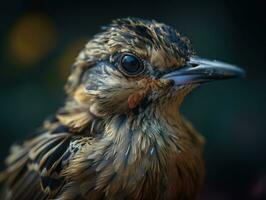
left=0, top=18, right=244, bottom=200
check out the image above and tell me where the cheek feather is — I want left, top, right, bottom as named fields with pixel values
left=73, top=85, right=93, bottom=104
left=127, top=78, right=172, bottom=109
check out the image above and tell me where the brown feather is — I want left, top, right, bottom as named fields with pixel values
left=1, top=18, right=204, bottom=200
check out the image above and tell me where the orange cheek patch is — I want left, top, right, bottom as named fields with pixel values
left=127, top=89, right=148, bottom=109
left=127, top=78, right=168, bottom=109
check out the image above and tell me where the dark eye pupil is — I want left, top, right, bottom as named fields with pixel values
left=120, top=54, right=143, bottom=75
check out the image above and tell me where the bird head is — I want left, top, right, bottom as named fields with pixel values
left=64, top=18, right=245, bottom=118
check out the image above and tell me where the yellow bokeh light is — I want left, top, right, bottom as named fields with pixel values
left=9, top=12, right=57, bottom=66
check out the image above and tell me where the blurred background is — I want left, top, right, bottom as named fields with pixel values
left=0, top=0, right=265, bottom=199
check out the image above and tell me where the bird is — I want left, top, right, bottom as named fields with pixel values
left=0, top=18, right=245, bottom=200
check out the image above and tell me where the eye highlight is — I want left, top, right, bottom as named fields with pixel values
left=118, top=53, right=145, bottom=76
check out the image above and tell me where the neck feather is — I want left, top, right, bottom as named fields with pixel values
left=64, top=96, right=204, bottom=199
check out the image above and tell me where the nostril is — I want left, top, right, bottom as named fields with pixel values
left=191, top=63, right=198, bottom=68
left=168, top=79, right=175, bottom=86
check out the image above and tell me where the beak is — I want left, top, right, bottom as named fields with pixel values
left=162, top=56, right=245, bottom=86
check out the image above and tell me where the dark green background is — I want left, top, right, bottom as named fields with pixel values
left=1, top=0, right=265, bottom=199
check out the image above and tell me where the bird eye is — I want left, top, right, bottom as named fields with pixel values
left=119, top=53, right=145, bottom=76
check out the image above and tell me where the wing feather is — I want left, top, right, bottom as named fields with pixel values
left=1, top=130, right=78, bottom=199
left=1, top=112, right=99, bottom=200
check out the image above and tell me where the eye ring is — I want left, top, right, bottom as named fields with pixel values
left=118, top=53, right=145, bottom=77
